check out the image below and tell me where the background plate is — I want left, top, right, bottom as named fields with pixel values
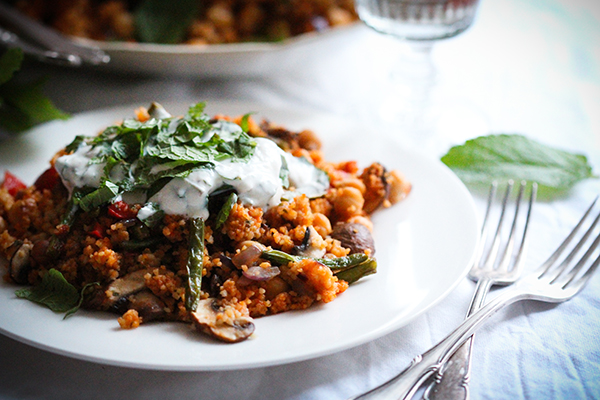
left=0, top=100, right=479, bottom=370
left=75, top=24, right=361, bottom=77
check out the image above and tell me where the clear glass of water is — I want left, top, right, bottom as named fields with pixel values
left=355, top=0, right=480, bottom=41
left=354, top=0, right=482, bottom=138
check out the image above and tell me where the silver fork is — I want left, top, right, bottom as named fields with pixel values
left=348, top=196, right=600, bottom=400
left=423, top=180, right=535, bottom=400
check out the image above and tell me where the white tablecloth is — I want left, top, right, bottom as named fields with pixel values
left=1, top=0, right=599, bottom=398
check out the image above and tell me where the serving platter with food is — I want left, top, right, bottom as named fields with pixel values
left=6, top=0, right=362, bottom=76
left=0, top=101, right=478, bottom=370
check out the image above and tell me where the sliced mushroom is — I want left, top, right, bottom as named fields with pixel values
left=9, top=241, right=33, bottom=284
left=123, top=290, right=166, bottom=322
left=293, top=226, right=326, bottom=258
left=106, top=268, right=152, bottom=304
left=331, top=222, right=376, bottom=255
left=191, top=298, right=255, bottom=343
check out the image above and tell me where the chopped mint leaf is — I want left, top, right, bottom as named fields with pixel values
left=77, top=181, right=120, bottom=212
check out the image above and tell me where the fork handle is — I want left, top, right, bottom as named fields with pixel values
left=423, top=278, right=494, bottom=400
left=347, top=285, right=527, bottom=400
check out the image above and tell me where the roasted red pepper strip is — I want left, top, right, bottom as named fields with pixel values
left=34, top=167, right=61, bottom=191
left=1, top=171, right=27, bottom=196
left=89, top=222, right=104, bottom=238
left=108, top=201, right=136, bottom=219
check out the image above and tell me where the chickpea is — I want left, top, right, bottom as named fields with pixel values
left=386, top=170, right=412, bottom=204
left=238, top=3, right=265, bottom=36
left=312, top=213, right=332, bottom=237
left=298, top=130, right=322, bottom=151
left=347, top=215, right=374, bottom=232
left=207, top=3, right=234, bottom=29
left=333, top=187, right=364, bottom=220
left=333, top=177, right=366, bottom=194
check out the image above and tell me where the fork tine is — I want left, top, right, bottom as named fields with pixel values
left=480, top=180, right=514, bottom=271
left=495, top=181, right=523, bottom=272
left=553, top=210, right=600, bottom=287
left=538, top=197, right=599, bottom=277
left=473, top=181, right=498, bottom=266
left=510, top=182, right=537, bottom=272
left=569, top=248, right=600, bottom=294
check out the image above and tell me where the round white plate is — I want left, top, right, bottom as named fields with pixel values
left=76, top=24, right=361, bottom=77
left=0, top=101, right=479, bottom=371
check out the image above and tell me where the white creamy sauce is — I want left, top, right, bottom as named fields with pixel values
left=55, top=144, right=105, bottom=194
left=56, top=137, right=328, bottom=220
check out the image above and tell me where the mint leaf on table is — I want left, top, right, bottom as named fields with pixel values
left=441, top=134, right=596, bottom=199
left=134, top=0, right=200, bottom=44
left=0, top=48, right=70, bottom=133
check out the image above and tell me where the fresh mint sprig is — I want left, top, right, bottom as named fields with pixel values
left=441, top=134, right=596, bottom=199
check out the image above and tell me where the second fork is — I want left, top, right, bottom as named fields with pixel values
left=424, top=180, right=537, bottom=400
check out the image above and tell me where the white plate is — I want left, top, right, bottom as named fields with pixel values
left=76, top=24, right=361, bottom=77
left=0, top=101, right=479, bottom=371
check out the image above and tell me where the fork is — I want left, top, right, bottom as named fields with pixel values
left=348, top=196, right=600, bottom=400
left=423, top=180, right=535, bottom=400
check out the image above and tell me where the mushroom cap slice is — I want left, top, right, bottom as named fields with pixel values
left=331, top=222, right=376, bottom=255
left=9, top=241, right=33, bottom=284
left=106, top=268, right=152, bottom=304
left=191, top=299, right=255, bottom=343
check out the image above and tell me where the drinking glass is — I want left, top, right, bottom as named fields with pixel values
left=354, top=0, right=482, bottom=139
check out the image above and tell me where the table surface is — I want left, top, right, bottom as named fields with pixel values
left=1, top=0, right=599, bottom=399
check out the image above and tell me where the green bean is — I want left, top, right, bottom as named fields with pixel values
left=317, top=253, right=369, bottom=270
left=261, top=249, right=300, bottom=265
left=334, top=259, right=377, bottom=284
left=261, top=249, right=374, bottom=281
left=185, top=217, right=204, bottom=311
left=261, top=249, right=369, bottom=269
left=119, top=237, right=163, bottom=250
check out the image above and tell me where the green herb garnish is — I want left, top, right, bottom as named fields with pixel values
left=15, top=269, right=96, bottom=319
left=64, top=102, right=257, bottom=211
left=0, top=48, right=69, bottom=133
left=441, top=134, right=596, bottom=199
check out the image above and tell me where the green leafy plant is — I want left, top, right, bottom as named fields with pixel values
left=0, top=48, right=69, bottom=133
left=441, top=134, right=596, bottom=199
